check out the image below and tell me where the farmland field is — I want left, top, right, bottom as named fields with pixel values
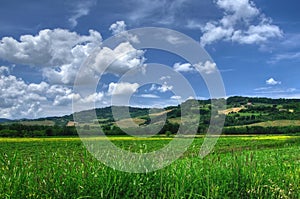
left=0, top=135, right=299, bottom=198
left=244, top=120, right=300, bottom=127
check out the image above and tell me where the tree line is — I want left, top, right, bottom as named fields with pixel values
left=0, top=124, right=77, bottom=137
left=1, top=121, right=300, bottom=137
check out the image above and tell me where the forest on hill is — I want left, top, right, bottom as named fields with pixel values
left=1, top=96, right=300, bottom=137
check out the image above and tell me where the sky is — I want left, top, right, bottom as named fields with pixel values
left=0, top=0, right=300, bottom=119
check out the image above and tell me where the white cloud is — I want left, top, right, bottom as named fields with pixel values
left=269, top=52, right=300, bottom=64
left=200, top=0, right=283, bottom=46
left=173, top=62, right=194, bottom=72
left=186, top=20, right=203, bottom=29
left=68, top=0, right=96, bottom=28
left=171, top=95, right=182, bottom=100
left=109, top=21, right=127, bottom=35
left=159, top=76, right=171, bottom=81
left=53, top=93, right=79, bottom=106
left=149, top=82, right=173, bottom=93
left=287, top=88, right=297, bottom=92
left=254, top=87, right=296, bottom=94
left=0, top=29, right=102, bottom=85
left=93, top=42, right=145, bottom=75
left=280, top=33, right=300, bottom=49
left=194, top=61, right=217, bottom=74
left=232, top=22, right=282, bottom=44
left=109, top=21, right=139, bottom=43
left=149, top=84, right=157, bottom=91
left=127, top=0, right=187, bottom=25
left=254, top=86, right=272, bottom=91
left=28, top=82, right=49, bottom=95
left=107, top=82, right=139, bottom=96
left=53, top=91, right=104, bottom=106
left=0, top=26, right=148, bottom=119
left=166, top=35, right=184, bottom=45
left=0, top=29, right=102, bottom=67
left=186, top=96, right=195, bottom=100
left=80, top=92, right=104, bottom=103
left=201, top=22, right=234, bottom=45
left=139, top=94, right=160, bottom=98
left=0, top=70, right=45, bottom=118
left=0, top=28, right=146, bottom=85
left=157, top=82, right=173, bottom=93
left=216, top=0, right=259, bottom=24
left=266, top=78, right=281, bottom=85
left=0, top=67, right=107, bottom=119
left=0, top=66, right=9, bottom=74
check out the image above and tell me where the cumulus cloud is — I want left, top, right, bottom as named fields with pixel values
left=0, top=26, right=149, bottom=118
left=68, top=0, right=96, bottom=28
left=0, top=67, right=106, bottom=119
left=53, top=93, right=79, bottom=106
left=158, top=82, right=173, bottom=93
left=80, top=92, right=104, bottom=104
left=149, top=82, right=173, bottom=93
left=173, top=62, right=194, bottom=72
left=0, top=66, right=9, bottom=75
left=266, top=78, right=281, bottom=85
left=0, top=29, right=102, bottom=85
left=0, top=29, right=102, bottom=67
left=109, top=21, right=127, bottom=35
left=107, top=82, right=139, bottom=96
left=92, top=42, right=145, bottom=75
left=109, top=21, right=139, bottom=43
left=0, top=20, right=152, bottom=119
left=173, top=61, right=217, bottom=74
left=0, top=70, right=45, bottom=118
left=200, top=0, right=283, bottom=46
left=194, top=61, right=217, bottom=74
left=53, top=91, right=104, bottom=106
left=0, top=28, right=146, bottom=85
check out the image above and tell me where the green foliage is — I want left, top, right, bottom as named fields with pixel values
left=0, top=129, right=18, bottom=137
left=223, top=125, right=300, bottom=135
left=0, top=124, right=77, bottom=137
left=227, top=96, right=300, bottom=106
left=165, top=131, right=172, bottom=137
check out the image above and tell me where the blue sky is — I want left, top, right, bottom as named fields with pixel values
left=0, top=0, right=300, bottom=119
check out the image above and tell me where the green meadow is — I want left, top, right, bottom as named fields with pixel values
left=0, top=135, right=299, bottom=198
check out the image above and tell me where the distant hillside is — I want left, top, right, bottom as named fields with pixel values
left=2, top=96, right=300, bottom=128
left=2, top=96, right=300, bottom=137
left=242, top=120, right=300, bottom=127
left=0, top=118, right=12, bottom=123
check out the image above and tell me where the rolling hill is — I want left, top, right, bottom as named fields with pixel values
left=1, top=96, right=300, bottom=136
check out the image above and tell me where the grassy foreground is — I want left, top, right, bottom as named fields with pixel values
left=0, top=135, right=299, bottom=198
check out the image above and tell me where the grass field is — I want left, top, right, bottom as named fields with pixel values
left=0, top=135, right=299, bottom=198
left=218, top=107, right=245, bottom=115
left=244, top=120, right=300, bottom=127
left=115, top=118, right=146, bottom=127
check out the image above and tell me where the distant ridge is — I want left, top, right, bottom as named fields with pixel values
left=1, top=96, right=300, bottom=125
left=0, top=118, right=12, bottom=123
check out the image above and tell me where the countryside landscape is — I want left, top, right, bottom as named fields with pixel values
left=1, top=0, right=300, bottom=198
left=1, top=96, right=300, bottom=198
